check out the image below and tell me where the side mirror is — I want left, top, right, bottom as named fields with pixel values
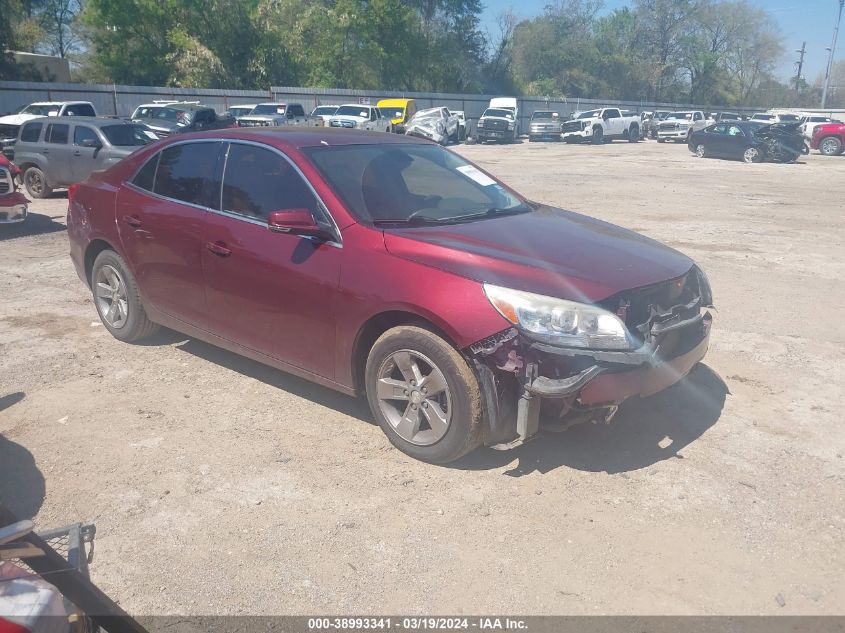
left=267, top=209, right=330, bottom=240
left=81, top=138, right=102, bottom=149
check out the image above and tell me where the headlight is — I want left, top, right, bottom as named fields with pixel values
left=483, top=284, right=632, bottom=350
left=508, top=122, right=515, bottom=129
left=477, top=120, right=484, bottom=128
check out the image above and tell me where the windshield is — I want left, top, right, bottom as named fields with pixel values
left=752, top=114, right=774, bottom=120
left=335, top=105, right=370, bottom=117
left=414, top=109, right=443, bottom=119
left=778, top=114, right=800, bottom=122
left=229, top=106, right=255, bottom=115
left=667, top=112, right=694, bottom=120
left=720, top=113, right=740, bottom=120
left=150, top=107, right=193, bottom=124
left=656, top=112, right=670, bottom=119
left=252, top=104, right=285, bottom=115
left=532, top=112, right=557, bottom=120
left=577, top=110, right=601, bottom=119
left=101, top=124, right=158, bottom=146
left=303, top=143, right=530, bottom=225
left=23, top=104, right=60, bottom=116
left=483, top=108, right=513, bottom=119
left=313, top=106, right=337, bottom=116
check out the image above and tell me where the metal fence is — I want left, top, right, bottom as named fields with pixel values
left=0, top=79, right=797, bottom=136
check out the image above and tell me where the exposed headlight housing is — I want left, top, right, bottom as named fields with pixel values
left=483, top=284, right=632, bottom=350
left=477, top=119, right=485, bottom=128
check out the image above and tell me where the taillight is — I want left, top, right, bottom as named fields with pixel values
left=68, top=182, right=81, bottom=203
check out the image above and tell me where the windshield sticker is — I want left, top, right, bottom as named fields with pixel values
left=142, top=130, right=159, bottom=140
left=456, top=165, right=496, bottom=187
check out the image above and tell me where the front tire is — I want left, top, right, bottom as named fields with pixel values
left=819, top=136, right=843, bottom=156
left=657, top=137, right=665, bottom=143
left=695, top=143, right=707, bottom=158
left=743, top=147, right=762, bottom=163
left=365, top=325, right=483, bottom=464
left=91, top=250, right=159, bottom=342
left=628, top=125, right=639, bottom=142
left=592, top=126, right=604, bottom=144
left=23, top=166, right=52, bottom=199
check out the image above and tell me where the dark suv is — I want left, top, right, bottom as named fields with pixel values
left=13, top=117, right=157, bottom=198
left=130, top=104, right=236, bottom=137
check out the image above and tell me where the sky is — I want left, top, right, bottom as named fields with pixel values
left=479, top=0, right=843, bottom=83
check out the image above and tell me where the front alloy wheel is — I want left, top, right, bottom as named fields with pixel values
left=695, top=144, right=707, bottom=158
left=375, top=350, right=452, bottom=446
left=819, top=136, right=842, bottom=156
left=743, top=147, right=761, bottom=163
left=365, top=324, right=483, bottom=463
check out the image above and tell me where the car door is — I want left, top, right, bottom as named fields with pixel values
left=701, top=123, right=728, bottom=156
left=70, top=124, right=106, bottom=183
left=115, top=139, right=221, bottom=328
left=723, top=124, right=749, bottom=159
left=43, top=122, right=73, bottom=186
left=603, top=109, right=622, bottom=136
left=200, top=141, right=341, bottom=379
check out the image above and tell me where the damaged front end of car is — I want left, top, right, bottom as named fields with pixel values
left=465, top=266, right=714, bottom=447
left=0, top=158, right=29, bottom=224
left=405, top=117, right=448, bottom=145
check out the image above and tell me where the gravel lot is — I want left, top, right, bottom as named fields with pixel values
left=1, top=139, right=843, bottom=615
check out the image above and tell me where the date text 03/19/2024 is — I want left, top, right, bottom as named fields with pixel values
left=307, top=617, right=528, bottom=630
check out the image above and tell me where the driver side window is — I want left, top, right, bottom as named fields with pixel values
left=221, top=143, right=318, bottom=222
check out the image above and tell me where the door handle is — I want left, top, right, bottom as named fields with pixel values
left=73, top=150, right=81, bottom=156
left=42, top=149, right=49, bottom=154
left=206, top=241, right=232, bottom=257
left=123, top=215, right=142, bottom=228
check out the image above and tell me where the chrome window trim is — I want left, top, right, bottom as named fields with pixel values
left=124, top=136, right=342, bottom=248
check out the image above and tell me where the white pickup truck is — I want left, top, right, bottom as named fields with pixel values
left=476, top=97, right=520, bottom=143
left=656, top=110, right=707, bottom=142
left=560, top=107, right=640, bottom=144
left=326, top=104, right=392, bottom=132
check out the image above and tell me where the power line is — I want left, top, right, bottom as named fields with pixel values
left=822, top=0, right=844, bottom=108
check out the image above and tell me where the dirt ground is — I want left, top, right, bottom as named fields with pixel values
left=1, top=139, right=843, bottom=615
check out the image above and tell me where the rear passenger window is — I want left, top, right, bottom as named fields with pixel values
left=46, top=123, right=69, bottom=144
left=20, top=122, right=42, bottom=142
left=222, top=143, right=316, bottom=221
left=154, top=142, right=220, bottom=206
left=132, top=153, right=159, bottom=192
left=64, top=104, right=96, bottom=117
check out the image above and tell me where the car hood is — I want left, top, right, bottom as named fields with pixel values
left=382, top=206, right=694, bottom=303
left=132, top=118, right=180, bottom=132
left=329, top=115, right=367, bottom=123
left=0, top=113, right=39, bottom=126
left=239, top=114, right=279, bottom=121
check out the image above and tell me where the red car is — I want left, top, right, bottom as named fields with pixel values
left=0, top=155, right=29, bottom=224
left=811, top=122, right=845, bottom=156
left=67, top=129, right=713, bottom=463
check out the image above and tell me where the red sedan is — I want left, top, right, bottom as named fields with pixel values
left=67, top=128, right=713, bottom=463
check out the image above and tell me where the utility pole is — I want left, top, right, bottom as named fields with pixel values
left=822, top=0, right=844, bottom=109
left=794, top=41, right=806, bottom=92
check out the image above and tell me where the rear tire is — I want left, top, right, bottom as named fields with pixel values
left=695, top=144, right=707, bottom=158
left=365, top=325, right=483, bottom=464
left=657, top=137, right=665, bottom=143
left=91, top=250, right=159, bottom=342
left=743, top=146, right=762, bottom=163
left=819, top=136, right=843, bottom=156
left=23, top=166, right=52, bottom=199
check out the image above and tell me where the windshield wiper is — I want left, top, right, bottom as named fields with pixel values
left=371, top=215, right=445, bottom=226
left=438, top=206, right=531, bottom=224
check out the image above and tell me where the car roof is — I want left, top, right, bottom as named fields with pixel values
left=30, top=101, right=91, bottom=106
left=337, top=103, right=373, bottom=108
left=170, top=127, right=431, bottom=149
left=377, top=98, right=414, bottom=107
left=22, top=116, right=142, bottom=127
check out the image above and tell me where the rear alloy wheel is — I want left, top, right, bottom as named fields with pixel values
left=743, top=147, right=762, bottom=163
left=91, top=250, right=159, bottom=342
left=365, top=325, right=483, bottom=463
left=695, top=144, right=707, bottom=158
left=819, top=136, right=843, bottom=156
left=23, top=166, right=52, bottom=199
